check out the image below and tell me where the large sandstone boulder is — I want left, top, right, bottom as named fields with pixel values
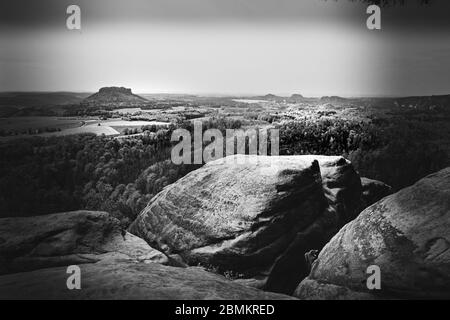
left=0, top=211, right=169, bottom=275
left=360, top=177, right=392, bottom=207
left=295, top=167, right=450, bottom=299
left=130, top=154, right=363, bottom=294
left=0, top=261, right=294, bottom=300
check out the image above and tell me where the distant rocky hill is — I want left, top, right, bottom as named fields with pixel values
left=249, top=93, right=284, bottom=101
left=286, top=94, right=307, bottom=103
left=320, top=96, right=349, bottom=103
left=82, top=86, right=149, bottom=106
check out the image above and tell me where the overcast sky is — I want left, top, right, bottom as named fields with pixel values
left=1, top=0, right=449, bottom=96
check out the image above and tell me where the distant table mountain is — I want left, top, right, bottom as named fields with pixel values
left=82, top=86, right=149, bottom=105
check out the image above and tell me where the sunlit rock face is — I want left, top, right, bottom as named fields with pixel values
left=130, top=154, right=364, bottom=294
left=295, top=167, right=450, bottom=299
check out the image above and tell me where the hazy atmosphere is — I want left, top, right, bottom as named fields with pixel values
left=1, top=0, right=450, bottom=96
left=2, top=0, right=450, bottom=303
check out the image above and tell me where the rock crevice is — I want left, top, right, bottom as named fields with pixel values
left=295, top=167, right=450, bottom=299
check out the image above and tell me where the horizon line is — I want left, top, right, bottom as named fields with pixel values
left=1, top=90, right=450, bottom=100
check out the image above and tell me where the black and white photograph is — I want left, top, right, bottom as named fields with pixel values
left=0, top=0, right=450, bottom=310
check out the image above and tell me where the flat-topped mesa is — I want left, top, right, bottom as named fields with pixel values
left=129, top=154, right=368, bottom=294
left=82, top=86, right=148, bottom=105
left=98, top=86, right=133, bottom=95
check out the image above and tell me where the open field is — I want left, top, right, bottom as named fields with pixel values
left=101, top=120, right=170, bottom=127
left=0, top=117, right=171, bottom=141
left=39, top=125, right=120, bottom=137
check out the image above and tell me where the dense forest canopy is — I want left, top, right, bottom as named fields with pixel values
left=0, top=118, right=241, bottom=225
left=0, top=115, right=448, bottom=226
left=278, top=117, right=448, bottom=189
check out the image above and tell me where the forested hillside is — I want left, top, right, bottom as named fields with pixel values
left=1, top=116, right=448, bottom=226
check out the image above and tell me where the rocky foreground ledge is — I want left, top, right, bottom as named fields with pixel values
left=295, top=167, right=450, bottom=299
left=0, top=210, right=292, bottom=300
left=0, top=261, right=293, bottom=300
left=0, top=211, right=169, bottom=275
left=5, top=153, right=432, bottom=300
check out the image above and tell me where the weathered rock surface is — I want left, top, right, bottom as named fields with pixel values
left=360, top=177, right=392, bottom=207
left=0, top=261, right=295, bottom=300
left=0, top=210, right=169, bottom=275
left=295, top=167, right=450, bottom=299
left=130, top=154, right=363, bottom=294
left=295, top=279, right=376, bottom=300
